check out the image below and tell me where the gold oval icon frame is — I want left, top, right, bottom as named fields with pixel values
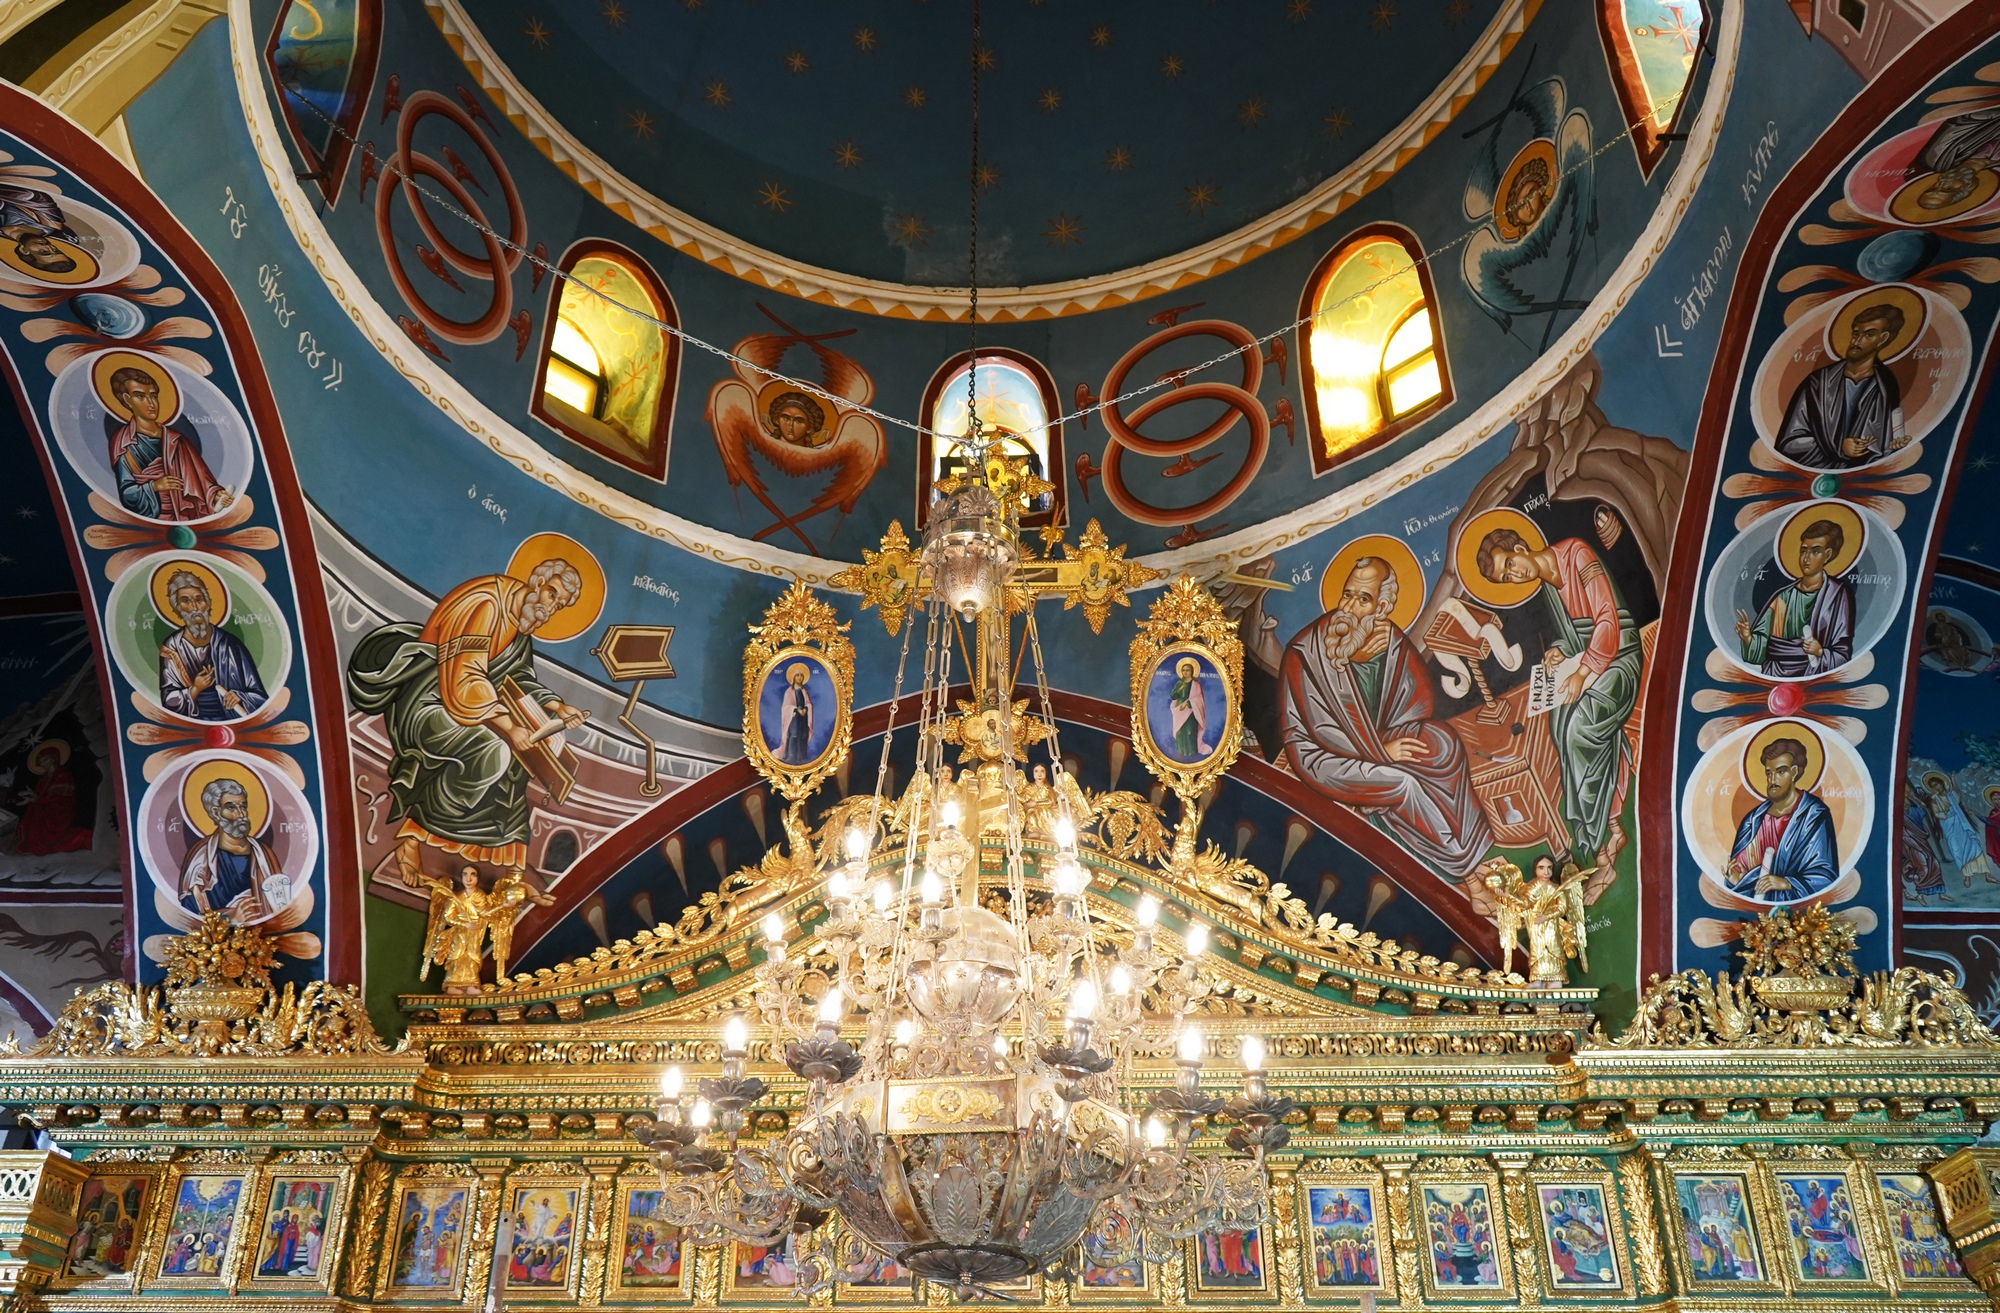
left=741, top=581, right=854, bottom=804
left=1128, top=577, right=1244, bottom=802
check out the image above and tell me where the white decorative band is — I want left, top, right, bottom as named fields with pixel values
left=424, top=0, right=1536, bottom=322
left=230, top=0, right=1736, bottom=587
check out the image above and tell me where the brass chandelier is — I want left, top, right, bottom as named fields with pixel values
left=636, top=439, right=1286, bottom=1299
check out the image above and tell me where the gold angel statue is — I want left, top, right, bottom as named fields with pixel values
left=1481, top=855, right=1591, bottom=987
left=416, top=865, right=554, bottom=993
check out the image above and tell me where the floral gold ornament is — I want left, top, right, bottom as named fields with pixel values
left=1594, top=904, right=2000, bottom=1049
left=10, top=915, right=391, bottom=1058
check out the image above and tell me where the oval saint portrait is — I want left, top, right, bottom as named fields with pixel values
left=104, top=551, right=292, bottom=725
left=1844, top=110, right=2000, bottom=228
left=0, top=188, right=141, bottom=289
left=1702, top=499, right=1903, bottom=683
left=1919, top=605, right=1996, bottom=676
left=755, top=651, right=839, bottom=773
left=1142, top=645, right=1235, bottom=772
left=1749, top=283, right=1971, bottom=472
left=48, top=348, right=258, bottom=526
left=134, top=749, right=320, bottom=961
left=1680, top=717, right=1874, bottom=911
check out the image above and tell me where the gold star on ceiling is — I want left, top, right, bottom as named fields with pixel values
left=1160, top=52, right=1185, bottom=78
left=1089, top=23, right=1112, bottom=47
left=831, top=139, right=863, bottom=169
left=599, top=0, right=628, bottom=31
left=1042, top=212, right=1085, bottom=248
left=523, top=16, right=552, bottom=48
left=1444, top=0, right=1471, bottom=22
left=1104, top=145, right=1133, bottom=172
left=972, top=43, right=998, bottom=70
left=784, top=48, right=810, bottom=74
left=1286, top=0, right=1314, bottom=19
left=1037, top=88, right=1062, bottom=112
left=680, top=0, right=701, bottom=9
left=1371, top=0, right=1398, bottom=27
left=757, top=179, right=794, bottom=212
left=889, top=213, right=932, bottom=247
left=1238, top=96, right=1269, bottom=127
left=904, top=84, right=929, bottom=108
left=703, top=78, right=731, bottom=108
left=973, top=163, right=1001, bottom=191
left=853, top=25, right=878, bottom=51
left=1321, top=105, right=1352, bottom=138
left=625, top=108, right=656, bottom=139
left=1181, top=179, right=1219, bottom=215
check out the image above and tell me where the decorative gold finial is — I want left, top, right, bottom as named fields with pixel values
left=828, top=520, right=917, bottom=636
left=1062, top=520, right=1162, bottom=634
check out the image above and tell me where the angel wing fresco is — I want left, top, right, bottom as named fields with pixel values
left=1460, top=68, right=1598, bottom=350
left=709, top=304, right=886, bottom=556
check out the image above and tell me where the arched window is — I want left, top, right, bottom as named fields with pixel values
left=1597, top=0, right=1707, bottom=177
left=916, top=349, right=1065, bottom=529
left=530, top=239, right=679, bottom=481
left=1297, top=224, right=1451, bottom=476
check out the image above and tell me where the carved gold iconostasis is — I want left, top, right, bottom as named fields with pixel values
left=6, top=564, right=2000, bottom=1313
left=9, top=1, right=2000, bottom=1311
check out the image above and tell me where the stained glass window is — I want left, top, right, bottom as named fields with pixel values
left=919, top=350, right=1064, bottom=526
left=1300, top=228, right=1450, bottom=472
left=532, top=243, right=679, bottom=480
left=1598, top=0, right=1707, bottom=175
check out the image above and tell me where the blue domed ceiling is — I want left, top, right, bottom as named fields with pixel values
left=469, top=0, right=1508, bottom=285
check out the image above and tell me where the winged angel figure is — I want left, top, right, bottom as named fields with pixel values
left=1480, top=855, right=1590, bottom=987
left=709, top=305, right=887, bottom=556
left=1459, top=66, right=1598, bottom=352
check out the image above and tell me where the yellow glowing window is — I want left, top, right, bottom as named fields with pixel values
left=1301, top=229, right=1449, bottom=471
left=544, top=317, right=603, bottom=416
left=531, top=244, right=679, bottom=480
left=1381, top=307, right=1441, bottom=419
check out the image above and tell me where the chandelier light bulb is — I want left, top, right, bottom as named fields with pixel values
left=1240, top=1035, right=1266, bottom=1072
left=817, top=990, right=845, bottom=1025
left=1146, top=1117, right=1168, bottom=1148
left=723, top=1015, right=749, bottom=1055
left=1186, top=923, right=1209, bottom=956
left=1136, top=896, right=1159, bottom=927
left=872, top=880, right=892, bottom=914
left=993, top=1033, right=1008, bottom=1056
left=660, top=1065, right=683, bottom=1099
left=920, top=871, right=944, bottom=905
left=894, top=1018, right=915, bottom=1048
left=1068, top=978, right=1100, bottom=1019
left=1053, top=817, right=1075, bottom=849
left=1109, top=965, right=1132, bottom=995
left=689, top=1098, right=712, bottom=1128
left=762, top=914, right=785, bottom=944
left=828, top=871, right=851, bottom=901
left=940, top=799, right=963, bottom=830
left=846, top=828, right=870, bottom=861
left=1052, top=861, right=1083, bottom=897
left=1178, top=1025, right=1204, bottom=1063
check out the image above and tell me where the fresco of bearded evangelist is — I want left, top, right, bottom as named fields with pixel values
left=1281, top=550, right=1492, bottom=880
left=346, top=558, right=591, bottom=880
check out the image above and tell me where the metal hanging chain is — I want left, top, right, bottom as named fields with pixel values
left=965, top=0, right=983, bottom=464
left=866, top=599, right=920, bottom=826
left=280, top=82, right=1684, bottom=451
